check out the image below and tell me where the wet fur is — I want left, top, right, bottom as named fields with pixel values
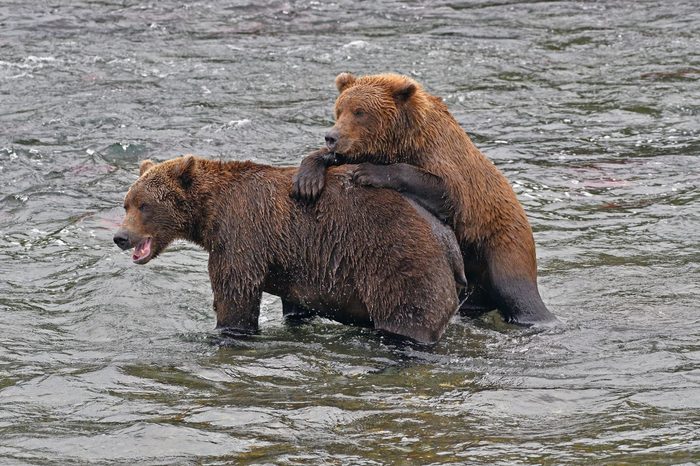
left=294, top=73, right=556, bottom=325
left=117, top=156, right=464, bottom=344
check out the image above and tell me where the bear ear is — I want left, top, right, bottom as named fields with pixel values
left=139, top=159, right=155, bottom=176
left=335, top=72, right=356, bottom=93
left=174, top=155, right=196, bottom=189
left=393, top=81, right=417, bottom=103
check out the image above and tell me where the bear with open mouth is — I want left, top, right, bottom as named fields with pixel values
left=114, top=155, right=466, bottom=344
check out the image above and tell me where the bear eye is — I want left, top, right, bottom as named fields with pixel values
left=353, top=108, right=365, bottom=117
left=138, top=202, right=148, bottom=212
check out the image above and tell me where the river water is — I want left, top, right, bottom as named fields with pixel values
left=1, top=1, right=698, bottom=464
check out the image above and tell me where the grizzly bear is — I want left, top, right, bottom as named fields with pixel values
left=113, top=155, right=467, bottom=344
left=292, top=72, right=556, bottom=325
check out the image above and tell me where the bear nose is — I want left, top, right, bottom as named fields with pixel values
left=325, top=129, right=339, bottom=151
left=113, top=229, right=132, bottom=250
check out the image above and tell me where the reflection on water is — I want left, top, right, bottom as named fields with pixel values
left=1, top=0, right=698, bottom=464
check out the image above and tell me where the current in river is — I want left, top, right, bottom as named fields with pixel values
left=1, top=1, right=699, bottom=464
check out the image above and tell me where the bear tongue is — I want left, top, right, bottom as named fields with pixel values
left=132, top=237, right=152, bottom=261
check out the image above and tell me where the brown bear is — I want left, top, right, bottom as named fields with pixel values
left=113, top=155, right=467, bottom=344
left=292, top=72, right=556, bottom=325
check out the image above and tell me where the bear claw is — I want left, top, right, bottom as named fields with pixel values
left=292, top=162, right=326, bottom=202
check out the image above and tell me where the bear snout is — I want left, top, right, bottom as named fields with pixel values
left=113, top=229, right=132, bottom=250
left=325, top=129, right=339, bottom=152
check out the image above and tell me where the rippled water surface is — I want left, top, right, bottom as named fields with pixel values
left=1, top=1, right=699, bottom=464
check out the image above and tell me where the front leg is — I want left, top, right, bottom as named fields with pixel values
left=209, top=251, right=264, bottom=332
left=352, top=163, right=452, bottom=223
left=291, top=147, right=341, bottom=203
left=282, top=300, right=316, bottom=321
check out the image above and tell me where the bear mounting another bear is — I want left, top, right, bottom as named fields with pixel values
left=114, top=155, right=467, bottom=344
left=292, top=72, right=557, bottom=326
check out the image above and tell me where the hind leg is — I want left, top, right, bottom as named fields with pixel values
left=458, top=283, right=496, bottom=316
left=456, top=253, right=497, bottom=317
left=371, top=278, right=458, bottom=345
left=486, top=248, right=557, bottom=325
left=374, top=305, right=448, bottom=345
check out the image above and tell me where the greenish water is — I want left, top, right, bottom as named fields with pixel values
left=1, top=1, right=698, bottom=464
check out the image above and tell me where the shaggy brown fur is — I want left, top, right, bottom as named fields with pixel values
left=114, top=156, right=466, bottom=344
left=292, top=73, right=555, bottom=325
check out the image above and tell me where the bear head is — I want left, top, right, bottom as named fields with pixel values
left=113, top=156, right=196, bottom=264
left=325, top=72, right=435, bottom=162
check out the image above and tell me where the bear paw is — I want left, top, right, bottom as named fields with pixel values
left=351, top=163, right=397, bottom=189
left=291, top=156, right=327, bottom=202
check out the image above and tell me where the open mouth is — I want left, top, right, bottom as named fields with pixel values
left=132, top=237, right=153, bottom=264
